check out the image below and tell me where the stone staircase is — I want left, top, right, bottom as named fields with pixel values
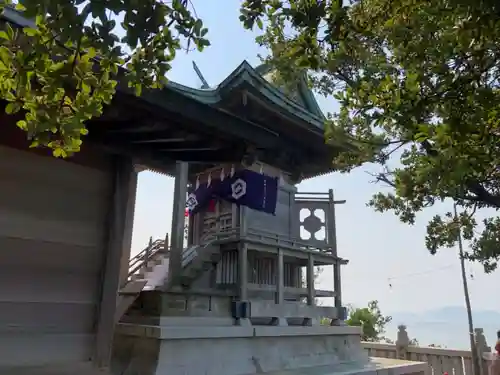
left=115, top=238, right=220, bottom=322
left=175, top=241, right=221, bottom=287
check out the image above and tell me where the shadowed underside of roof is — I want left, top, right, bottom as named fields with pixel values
left=0, top=8, right=353, bottom=180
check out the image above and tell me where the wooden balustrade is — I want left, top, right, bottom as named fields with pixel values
left=361, top=325, right=494, bottom=375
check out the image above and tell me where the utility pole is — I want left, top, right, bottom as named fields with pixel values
left=454, top=203, right=481, bottom=375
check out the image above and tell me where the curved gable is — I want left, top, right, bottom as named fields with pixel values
left=255, top=64, right=324, bottom=120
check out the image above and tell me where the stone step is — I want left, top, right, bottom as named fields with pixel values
left=126, top=243, right=221, bottom=293
left=131, top=273, right=144, bottom=281
left=153, top=257, right=164, bottom=265
left=174, top=244, right=219, bottom=287
left=3, top=362, right=113, bottom=375
left=120, top=280, right=148, bottom=295
left=258, top=358, right=427, bottom=375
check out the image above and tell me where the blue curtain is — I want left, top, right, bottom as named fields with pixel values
left=186, top=182, right=217, bottom=215
left=186, top=169, right=279, bottom=215
left=217, top=169, right=278, bottom=215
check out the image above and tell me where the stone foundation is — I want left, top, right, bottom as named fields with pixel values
left=0, top=363, right=111, bottom=375
left=111, top=323, right=425, bottom=375
left=2, top=356, right=427, bottom=375
left=111, top=323, right=428, bottom=375
left=113, top=291, right=428, bottom=375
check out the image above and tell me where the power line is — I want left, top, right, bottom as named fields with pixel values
left=388, top=264, right=455, bottom=281
left=387, top=264, right=456, bottom=289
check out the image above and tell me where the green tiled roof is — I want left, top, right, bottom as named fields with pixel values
left=167, top=61, right=326, bottom=130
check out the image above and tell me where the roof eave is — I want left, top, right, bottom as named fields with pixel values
left=167, top=62, right=336, bottom=143
left=1, top=9, right=353, bottom=175
left=254, top=62, right=325, bottom=119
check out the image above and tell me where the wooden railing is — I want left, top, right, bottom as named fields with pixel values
left=126, top=236, right=168, bottom=283
left=362, top=325, right=494, bottom=375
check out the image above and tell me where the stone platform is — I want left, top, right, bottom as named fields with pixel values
left=110, top=322, right=427, bottom=375
left=0, top=363, right=109, bottom=375
left=263, top=357, right=428, bottom=375
left=2, top=356, right=427, bottom=375
left=110, top=290, right=427, bottom=375
left=2, top=356, right=426, bottom=375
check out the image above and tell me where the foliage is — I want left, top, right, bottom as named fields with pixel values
left=345, top=300, right=392, bottom=342
left=239, top=0, right=500, bottom=272
left=5, top=0, right=500, bottom=271
left=0, top=0, right=208, bottom=157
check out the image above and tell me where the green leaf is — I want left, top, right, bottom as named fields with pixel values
left=414, top=132, right=428, bottom=142
left=0, top=46, right=10, bottom=63
left=5, top=102, right=21, bottom=114
left=15, top=2, right=26, bottom=11
left=35, top=14, right=44, bottom=26
left=256, top=18, right=263, bottom=30
left=6, top=23, right=14, bottom=40
left=53, top=148, right=64, bottom=158
left=16, top=120, right=27, bottom=130
left=81, top=82, right=91, bottom=93
left=22, top=27, right=38, bottom=37
left=134, top=84, right=142, bottom=97
left=86, top=47, right=97, bottom=59
left=237, top=0, right=500, bottom=273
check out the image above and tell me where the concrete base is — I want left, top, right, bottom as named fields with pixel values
left=115, top=291, right=427, bottom=375
left=0, top=363, right=111, bottom=375
left=111, top=323, right=427, bottom=375
left=1, top=356, right=427, bottom=375
left=261, top=357, right=428, bottom=375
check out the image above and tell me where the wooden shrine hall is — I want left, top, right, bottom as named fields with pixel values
left=0, top=6, right=428, bottom=375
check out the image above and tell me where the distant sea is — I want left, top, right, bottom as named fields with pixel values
left=384, top=307, right=499, bottom=350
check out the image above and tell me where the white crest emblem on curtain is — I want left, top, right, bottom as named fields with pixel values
left=186, top=193, right=198, bottom=211
left=231, top=178, right=247, bottom=200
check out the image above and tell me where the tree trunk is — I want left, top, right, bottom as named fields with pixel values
left=455, top=203, right=481, bottom=375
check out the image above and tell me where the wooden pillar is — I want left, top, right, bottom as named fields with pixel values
left=164, top=232, right=169, bottom=253
left=168, top=161, right=189, bottom=283
left=186, top=185, right=194, bottom=246
left=231, top=203, right=238, bottom=228
left=328, top=189, right=343, bottom=309
left=334, top=262, right=342, bottom=309
left=144, top=236, right=153, bottom=270
left=238, top=243, right=248, bottom=301
left=327, top=189, right=338, bottom=256
left=238, top=206, right=248, bottom=301
left=275, top=248, right=284, bottom=304
left=119, top=167, right=138, bottom=285
left=192, top=213, right=200, bottom=245
left=307, top=253, right=315, bottom=306
left=215, top=199, right=220, bottom=232
left=95, top=156, right=134, bottom=368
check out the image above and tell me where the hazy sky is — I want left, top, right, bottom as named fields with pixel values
left=130, top=1, right=499, bottom=315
